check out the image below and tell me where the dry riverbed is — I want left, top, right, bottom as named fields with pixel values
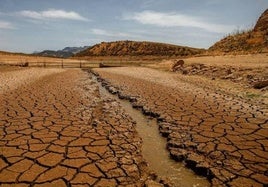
left=94, top=67, right=268, bottom=187
left=0, top=67, right=163, bottom=186
left=1, top=66, right=267, bottom=187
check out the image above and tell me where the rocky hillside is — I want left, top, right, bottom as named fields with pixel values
left=254, top=9, right=268, bottom=33
left=209, top=9, right=268, bottom=54
left=75, top=41, right=204, bottom=57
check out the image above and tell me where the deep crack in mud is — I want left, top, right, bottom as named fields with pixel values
left=92, top=71, right=210, bottom=187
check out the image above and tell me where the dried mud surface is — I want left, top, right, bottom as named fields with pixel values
left=94, top=67, right=268, bottom=187
left=0, top=68, right=158, bottom=186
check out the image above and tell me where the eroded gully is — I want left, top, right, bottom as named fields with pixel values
left=92, top=73, right=210, bottom=187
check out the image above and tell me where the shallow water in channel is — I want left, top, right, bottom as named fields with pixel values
left=95, top=76, right=210, bottom=187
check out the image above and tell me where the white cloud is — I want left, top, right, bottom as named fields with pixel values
left=123, top=10, right=235, bottom=33
left=91, top=28, right=112, bottom=36
left=91, top=28, right=135, bottom=38
left=19, top=9, right=88, bottom=21
left=0, top=20, right=14, bottom=29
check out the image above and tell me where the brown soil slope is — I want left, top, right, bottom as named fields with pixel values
left=209, top=9, right=268, bottom=54
left=75, top=41, right=204, bottom=57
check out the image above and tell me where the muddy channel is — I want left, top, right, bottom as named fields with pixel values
left=93, top=73, right=210, bottom=187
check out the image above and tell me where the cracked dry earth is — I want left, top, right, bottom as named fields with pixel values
left=0, top=67, right=155, bottom=186
left=94, top=67, right=268, bottom=187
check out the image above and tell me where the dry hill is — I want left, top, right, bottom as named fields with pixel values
left=75, top=41, right=204, bottom=57
left=209, top=9, right=268, bottom=54
left=0, top=50, right=30, bottom=56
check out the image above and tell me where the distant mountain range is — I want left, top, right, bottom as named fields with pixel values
left=34, top=46, right=90, bottom=58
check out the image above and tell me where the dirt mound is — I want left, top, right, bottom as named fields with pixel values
left=209, top=9, right=268, bottom=54
left=75, top=41, right=204, bottom=57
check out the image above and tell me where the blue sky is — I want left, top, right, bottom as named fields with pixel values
left=0, top=0, right=267, bottom=53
